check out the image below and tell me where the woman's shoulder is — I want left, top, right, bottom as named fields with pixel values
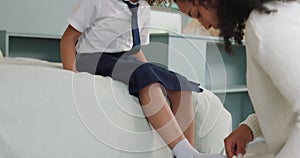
left=246, top=0, right=300, bottom=41
left=248, top=0, right=300, bottom=26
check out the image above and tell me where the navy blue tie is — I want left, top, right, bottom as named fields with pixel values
left=123, top=0, right=141, bottom=53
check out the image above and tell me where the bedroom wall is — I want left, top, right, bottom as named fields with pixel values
left=0, top=0, right=79, bottom=36
left=0, top=0, right=185, bottom=37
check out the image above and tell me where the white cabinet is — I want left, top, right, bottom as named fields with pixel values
left=142, top=33, right=254, bottom=129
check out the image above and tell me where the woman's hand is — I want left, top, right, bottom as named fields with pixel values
left=224, top=124, right=254, bottom=158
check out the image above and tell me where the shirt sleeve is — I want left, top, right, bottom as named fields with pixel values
left=244, top=2, right=300, bottom=157
left=139, top=5, right=150, bottom=46
left=140, top=19, right=150, bottom=45
left=240, top=114, right=263, bottom=139
left=67, top=0, right=101, bottom=32
left=259, top=33, right=300, bottom=158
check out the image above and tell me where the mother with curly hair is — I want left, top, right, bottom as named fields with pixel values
left=176, top=0, right=300, bottom=157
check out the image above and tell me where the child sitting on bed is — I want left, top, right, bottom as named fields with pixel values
left=60, top=0, right=225, bottom=158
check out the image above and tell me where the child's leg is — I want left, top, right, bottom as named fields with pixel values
left=138, top=82, right=185, bottom=149
left=166, top=90, right=195, bottom=146
left=139, top=84, right=226, bottom=158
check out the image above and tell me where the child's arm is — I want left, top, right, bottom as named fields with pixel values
left=134, top=50, right=148, bottom=63
left=60, top=25, right=82, bottom=71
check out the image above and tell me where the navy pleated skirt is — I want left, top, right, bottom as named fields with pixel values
left=76, top=52, right=203, bottom=97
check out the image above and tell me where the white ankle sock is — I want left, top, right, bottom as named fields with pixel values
left=172, top=139, right=227, bottom=158
left=172, top=138, right=201, bottom=158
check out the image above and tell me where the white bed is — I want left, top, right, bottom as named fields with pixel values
left=0, top=52, right=232, bottom=158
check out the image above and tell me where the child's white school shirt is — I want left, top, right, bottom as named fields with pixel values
left=67, top=0, right=151, bottom=53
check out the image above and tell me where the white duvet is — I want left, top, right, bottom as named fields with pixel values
left=0, top=56, right=231, bottom=158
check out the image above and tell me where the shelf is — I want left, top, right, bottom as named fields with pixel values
left=0, top=31, right=61, bottom=62
left=206, top=84, right=248, bottom=93
left=7, top=32, right=61, bottom=39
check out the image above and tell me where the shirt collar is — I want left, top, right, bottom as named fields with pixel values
left=123, top=0, right=139, bottom=5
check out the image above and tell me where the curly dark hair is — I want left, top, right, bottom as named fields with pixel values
left=174, top=0, right=294, bottom=51
left=209, top=0, right=294, bottom=51
left=147, top=0, right=174, bottom=7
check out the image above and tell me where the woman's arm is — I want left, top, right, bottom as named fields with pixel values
left=60, top=25, right=82, bottom=71
left=244, top=4, right=300, bottom=156
left=259, top=41, right=300, bottom=158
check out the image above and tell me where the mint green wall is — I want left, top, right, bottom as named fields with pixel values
left=0, top=0, right=78, bottom=36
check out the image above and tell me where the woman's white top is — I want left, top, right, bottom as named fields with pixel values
left=242, top=1, right=300, bottom=157
left=67, top=0, right=151, bottom=53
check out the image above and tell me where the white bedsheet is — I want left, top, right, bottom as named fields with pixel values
left=0, top=57, right=232, bottom=158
